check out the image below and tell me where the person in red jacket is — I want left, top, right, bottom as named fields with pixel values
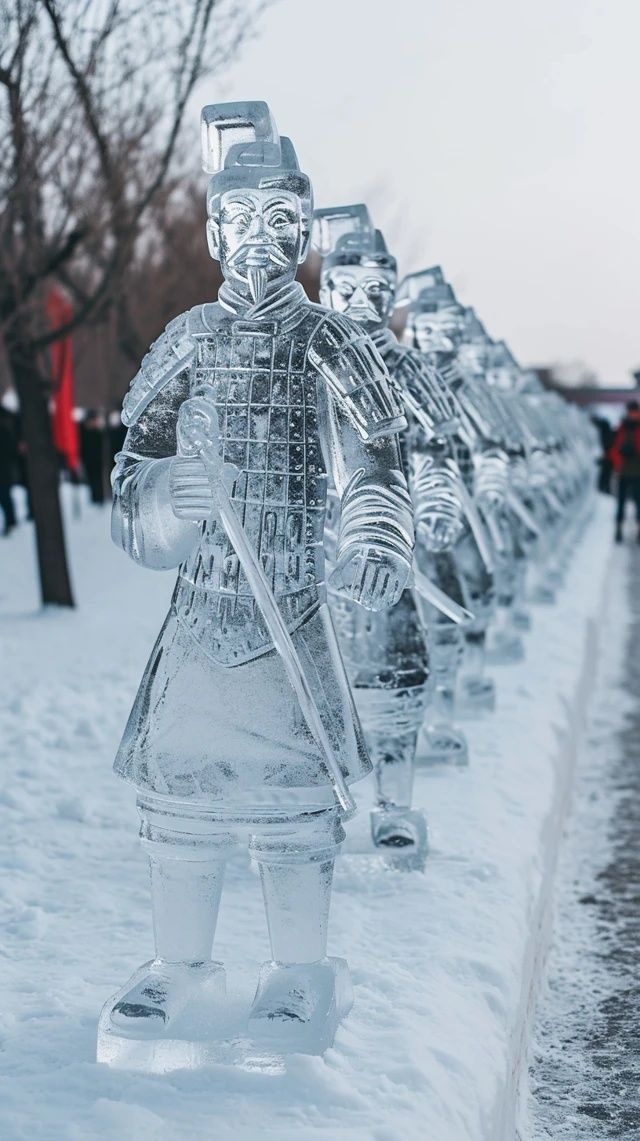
left=610, top=399, right=640, bottom=542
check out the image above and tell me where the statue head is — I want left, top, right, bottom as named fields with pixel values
left=313, top=205, right=397, bottom=333
left=396, top=268, right=466, bottom=355
left=201, top=101, right=312, bottom=303
left=457, top=308, right=492, bottom=378
left=485, top=341, right=521, bottom=391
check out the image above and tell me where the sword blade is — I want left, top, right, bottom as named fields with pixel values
left=200, top=446, right=356, bottom=818
left=412, top=567, right=474, bottom=624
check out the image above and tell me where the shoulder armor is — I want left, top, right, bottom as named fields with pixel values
left=186, top=301, right=229, bottom=336
left=121, top=310, right=195, bottom=426
left=391, top=344, right=462, bottom=435
left=307, top=310, right=406, bottom=441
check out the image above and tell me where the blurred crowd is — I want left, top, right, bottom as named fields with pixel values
left=0, top=403, right=126, bottom=536
left=592, top=399, right=640, bottom=542
left=2, top=397, right=639, bottom=543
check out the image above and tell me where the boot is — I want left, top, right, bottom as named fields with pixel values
left=248, top=958, right=353, bottom=1055
left=97, top=853, right=227, bottom=1069
left=369, top=719, right=428, bottom=860
left=249, top=819, right=351, bottom=1054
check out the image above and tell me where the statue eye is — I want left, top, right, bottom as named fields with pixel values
left=223, top=207, right=251, bottom=229
left=268, top=210, right=292, bottom=228
left=337, top=282, right=354, bottom=298
left=366, top=281, right=383, bottom=296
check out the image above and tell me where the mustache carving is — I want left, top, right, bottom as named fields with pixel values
left=226, top=238, right=291, bottom=303
left=227, top=240, right=290, bottom=270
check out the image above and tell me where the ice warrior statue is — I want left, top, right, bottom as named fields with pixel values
left=314, top=205, right=470, bottom=853
left=98, top=102, right=414, bottom=1066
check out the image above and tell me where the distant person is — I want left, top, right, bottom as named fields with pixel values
left=80, top=409, right=107, bottom=504
left=0, top=406, right=18, bottom=536
left=610, top=399, right=640, bottom=542
left=591, top=414, right=614, bottom=494
left=108, top=408, right=127, bottom=466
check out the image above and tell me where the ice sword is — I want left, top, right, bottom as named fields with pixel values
left=411, top=568, right=474, bottom=625
left=177, top=397, right=357, bottom=819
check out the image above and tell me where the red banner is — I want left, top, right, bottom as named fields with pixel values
left=47, top=286, right=80, bottom=474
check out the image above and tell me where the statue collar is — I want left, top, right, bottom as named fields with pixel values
left=217, top=280, right=306, bottom=322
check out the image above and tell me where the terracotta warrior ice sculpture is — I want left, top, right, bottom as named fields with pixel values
left=397, top=271, right=496, bottom=746
left=313, top=205, right=473, bottom=851
left=97, top=103, right=413, bottom=1067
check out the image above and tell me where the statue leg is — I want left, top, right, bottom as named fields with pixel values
left=363, top=687, right=429, bottom=857
left=486, top=555, right=525, bottom=665
left=455, top=534, right=497, bottom=715
left=459, top=626, right=496, bottom=715
left=511, top=553, right=532, bottom=632
left=417, top=616, right=468, bottom=767
left=248, top=807, right=353, bottom=1053
left=97, top=795, right=233, bottom=1068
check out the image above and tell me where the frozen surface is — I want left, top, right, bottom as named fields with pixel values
left=526, top=547, right=640, bottom=1139
left=0, top=491, right=613, bottom=1140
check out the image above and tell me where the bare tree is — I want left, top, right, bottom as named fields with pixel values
left=0, top=0, right=260, bottom=605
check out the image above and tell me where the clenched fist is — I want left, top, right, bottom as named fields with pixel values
left=417, top=513, right=464, bottom=553
left=169, top=456, right=215, bottom=521
left=329, top=546, right=411, bottom=610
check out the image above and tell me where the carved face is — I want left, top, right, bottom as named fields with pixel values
left=321, top=264, right=396, bottom=331
left=486, top=363, right=519, bottom=391
left=458, top=341, right=490, bottom=377
left=209, top=189, right=303, bottom=302
left=411, top=309, right=464, bottom=355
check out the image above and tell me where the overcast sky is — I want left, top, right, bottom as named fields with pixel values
left=196, top=0, right=640, bottom=386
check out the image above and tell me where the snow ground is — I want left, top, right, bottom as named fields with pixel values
left=0, top=490, right=613, bottom=1141
left=526, top=547, right=639, bottom=1139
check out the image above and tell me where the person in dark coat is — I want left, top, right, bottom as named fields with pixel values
left=591, top=414, right=614, bottom=494
left=0, top=406, right=18, bottom=535
left=610, top=399, right=640, bottom=542
left=80, top=410, right=108, bottom=504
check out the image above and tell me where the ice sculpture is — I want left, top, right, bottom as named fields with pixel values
left=486, top=350, right=597, bottom=605
left=97, top=103, right=414, bottom=1069
left=315, top=208, right=476, bottom=813
left=457, top=323, right=535, bottom=666
left=397, top=271, right=498, bottom=730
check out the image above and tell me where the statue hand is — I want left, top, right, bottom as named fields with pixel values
left=329, top=546, right=410, bottom=610
left=169, top=456, right=215, bottom=520
left=418, top=513, right=464, bottom=553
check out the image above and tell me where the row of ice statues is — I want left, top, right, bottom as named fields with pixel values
left=97, top=102, right=598, bottom=1068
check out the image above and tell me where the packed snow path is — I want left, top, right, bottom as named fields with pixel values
left=528, top=545, right=640, bottom=1139
left=0, top=491, right=614, bottom=1140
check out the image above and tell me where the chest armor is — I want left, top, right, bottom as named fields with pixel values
left=174, top=318, right=329, bottom=665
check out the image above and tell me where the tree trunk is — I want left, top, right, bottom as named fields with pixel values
left=6, top=329, right=75, bottom=607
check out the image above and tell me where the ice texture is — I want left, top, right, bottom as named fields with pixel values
left=100, top=103, right=415, bottom=1066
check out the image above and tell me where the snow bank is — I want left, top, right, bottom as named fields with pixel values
left=0, top=492, right=613, bottom=1140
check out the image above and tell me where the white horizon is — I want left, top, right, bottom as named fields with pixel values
left=188, top=0, right=640, bottom=389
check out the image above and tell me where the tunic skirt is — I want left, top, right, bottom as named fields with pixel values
left=114, top=601, right=371, bottom=805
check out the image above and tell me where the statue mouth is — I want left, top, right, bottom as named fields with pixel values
left=346, top=303, right=379, bottom=322
left=244, top=248, right=271, bottom=268
left=230, top=242, right=290, bottom=271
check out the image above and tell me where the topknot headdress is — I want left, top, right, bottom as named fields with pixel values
left=395, top=267, right=459, bottom=312
left=462, top=307, right=490, bottom=343
left=312, top=204, right=397, bottom=275
left=201, top=101, right=313, bottom=230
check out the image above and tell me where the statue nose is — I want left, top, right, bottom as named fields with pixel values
left=351, top=285, right=369, bottom=305
left=247, top=214, right=266, bottom=240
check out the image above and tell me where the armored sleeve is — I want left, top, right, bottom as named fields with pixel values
left=308, top=311, right=407, bottom=440
left=389, top=344, right=462, bottom=440
left=310, top=312, right=414, bottom=570
left=111, top=311, right=199, bottom=570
